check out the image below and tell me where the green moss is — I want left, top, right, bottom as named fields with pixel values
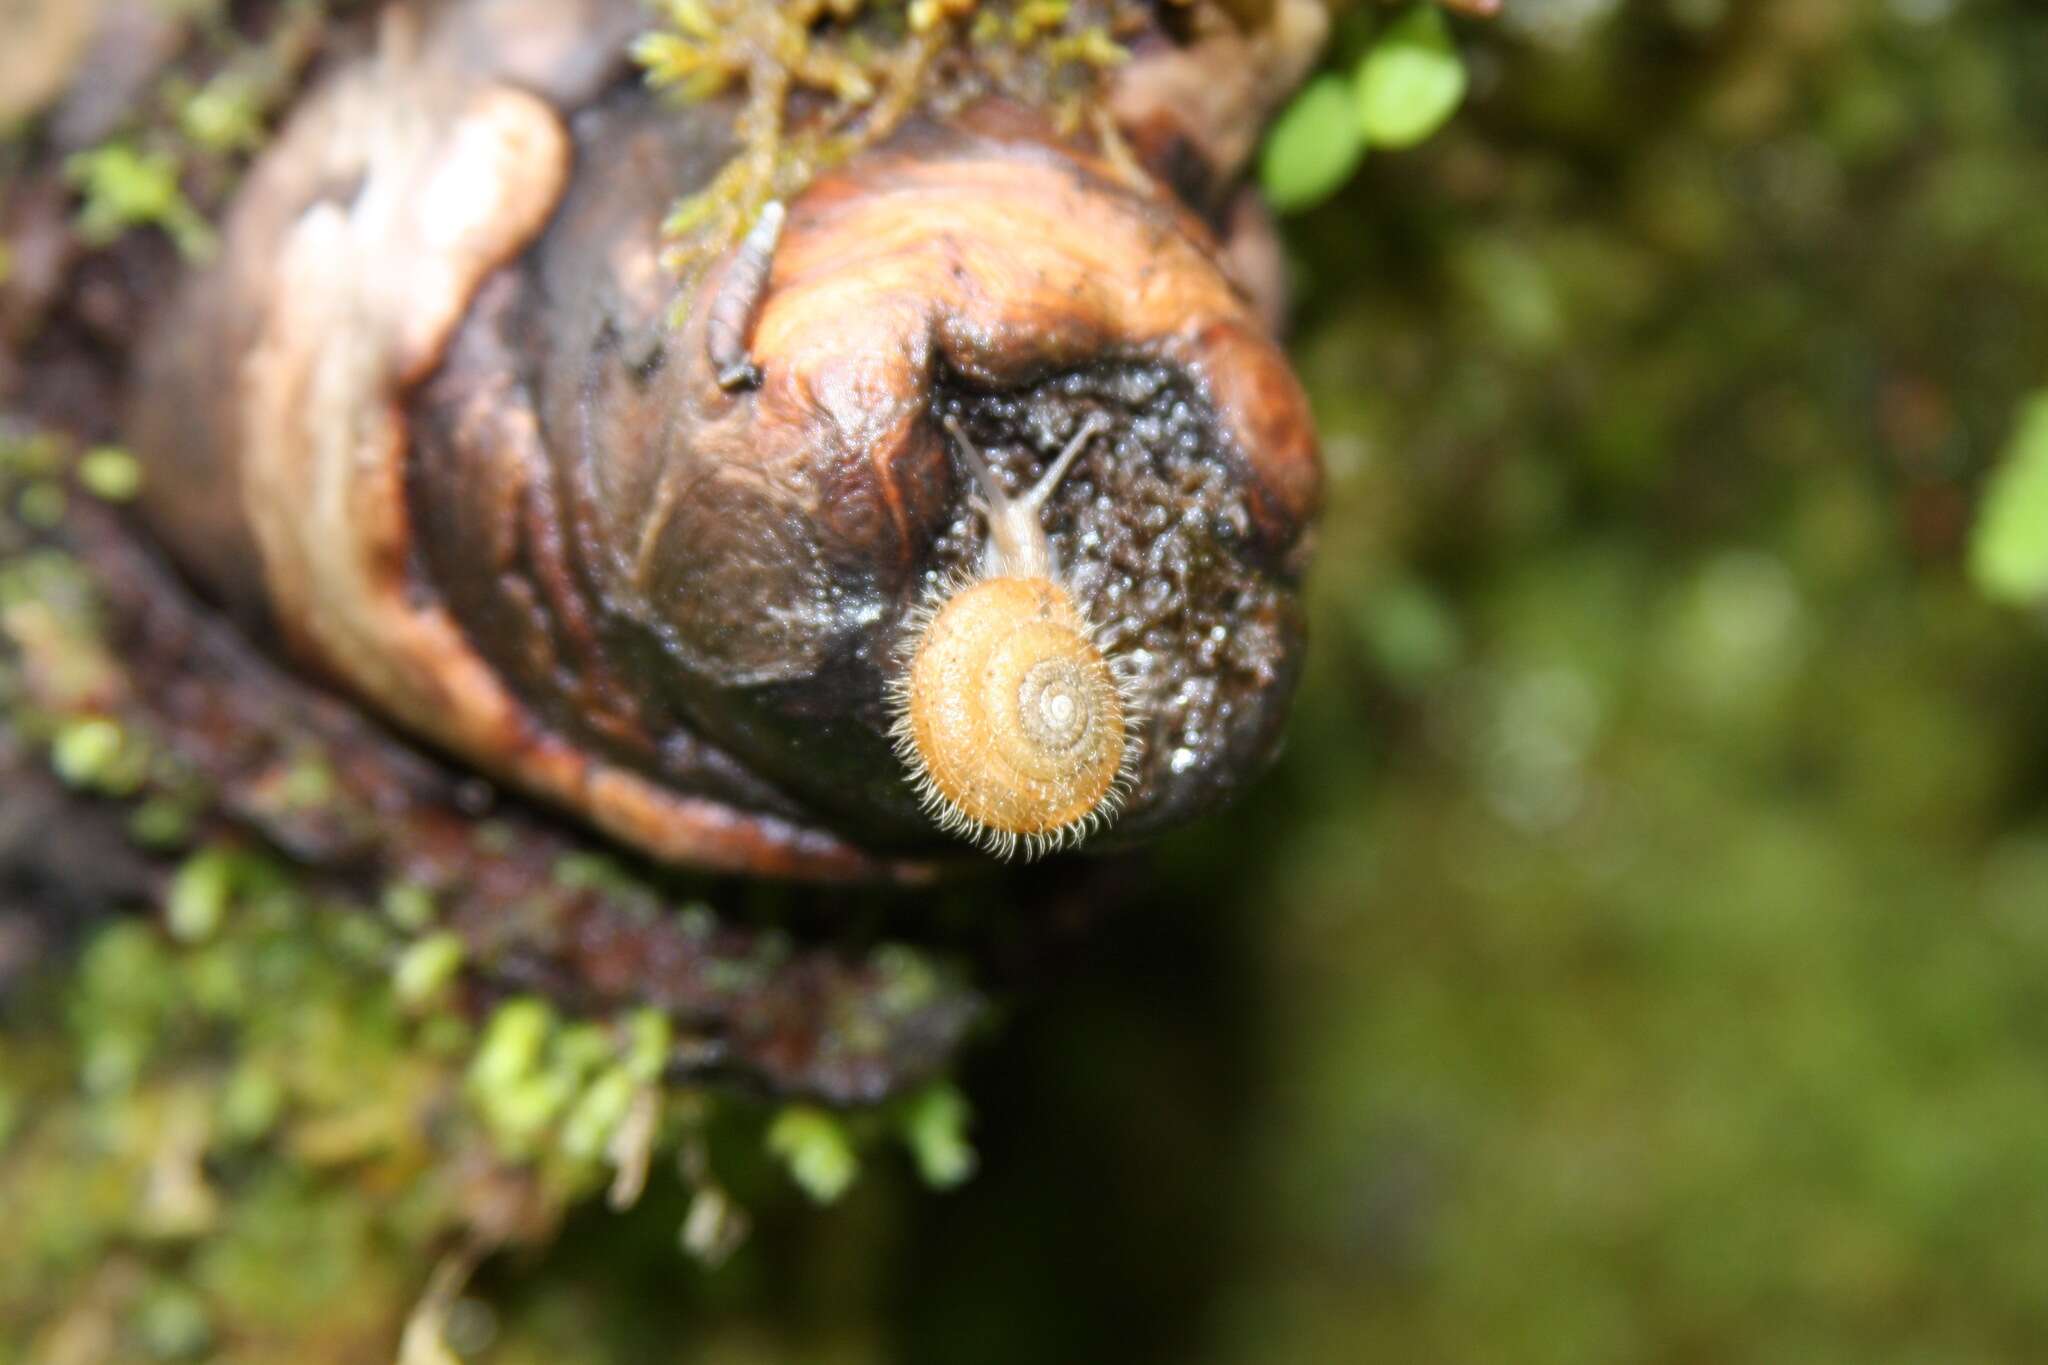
left=14, top=480, right=65, bottom=528
left=379, top=882, right=439, bottom=933
left=464, top=999, right=667, bottom=1190
left=1, top=866, right=502, bottom=1354
left=133, top=1280, right=214, bottom=1360
left=550, top=851, right=648, bottom=900
left=45, top=2, right=337, bottom=263
left=164, top=846, right=282, bottom=945
left=128, top=796, right=199, bottom=850
left=0, top=420, right=988, bottom=1362
left=633, top=0, right=1137, bottom=291
left=64, top=143, right=217, bottom=261
left=0, top=428, right=67, bottom=484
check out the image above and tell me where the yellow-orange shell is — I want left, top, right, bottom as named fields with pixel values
left=891, top=575, right=1133, bottom=860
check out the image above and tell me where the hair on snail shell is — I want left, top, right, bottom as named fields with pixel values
left=888, top=414, right=1139, bottom=860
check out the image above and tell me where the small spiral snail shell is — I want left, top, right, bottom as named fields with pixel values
left=891, top=417, right=1135, bottom=859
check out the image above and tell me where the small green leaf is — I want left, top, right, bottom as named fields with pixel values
left=680, top=1184, right=750, bottom=1267
left=64, top=143, right=217, bottom=260
left=218, top=1063, right=285, bottom=1144
left=178, top=73, right=266, bottom=155
left=1971, top=391, right=2048, bottom=605
left=559, top=1067, right=639, bottom=1162
left=621, top=1008, right=672, bottom=1085
left=77, top=445, right=142, bottom=501
left=129, top=796, right=195, bottom=850
left=1355, top=5, right=1469, bottom=151
left=1259, top=74, right=1366, bottom=214
left=392, top=932, right=466, bottom=1010
left=166, top=847, right=237, bottom=943
left=897, top=1083, right=977, bottom=1189
left=51, top=716, right=125, bottom=789
left=766, top=1106, right=860, bottom=1204
left=135, top=1283, right=214, bottom=1361
left=470, top=998, right=555, bottom=1092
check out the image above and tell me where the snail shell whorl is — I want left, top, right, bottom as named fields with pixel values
left=892, top=575, right=1133, bottom=860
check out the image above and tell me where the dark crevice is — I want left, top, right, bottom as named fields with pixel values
left=922, top=362, right=1305, bottom=837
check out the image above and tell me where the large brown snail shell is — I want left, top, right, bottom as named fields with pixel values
left=124, top=0, right=1323, bottom=880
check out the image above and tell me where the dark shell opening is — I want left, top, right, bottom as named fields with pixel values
left=912, top=362, right=1306, bottom=841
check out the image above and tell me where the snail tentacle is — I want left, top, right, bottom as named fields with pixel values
left=888, top=418, right=1138, bottom=860
left=944, top=413, right=1106, bottom=581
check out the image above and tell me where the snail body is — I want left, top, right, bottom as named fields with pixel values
left=118, top=0, right=1323, bottom=880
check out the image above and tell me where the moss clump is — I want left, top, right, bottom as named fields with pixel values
left=0, top=876, right=465, bottom=1358
left=44, top=2, right=338, bottom=261
left=0, top=842, right=981, bottom=1357
left=633, top=0, right=1137, bottom=288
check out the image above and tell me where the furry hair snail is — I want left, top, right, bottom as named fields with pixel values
left=890, top=415, right=1136, bottom=859
left=114, top=0, right=1323, bottom=881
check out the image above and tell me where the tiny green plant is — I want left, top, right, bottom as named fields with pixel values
left=633, top=0, right=1133, bottom=291
left=1355, top=3, right=1469, bottom=150
left=64, top=143, right=217, bottom=260
left=1259, top=2, right=1471, bottom=214
left=1969, top=390, right=2048, bottom=606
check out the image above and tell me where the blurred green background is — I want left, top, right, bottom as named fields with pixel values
left=870, top=1, right=2048, bottom=1359
left=477, top=2, right=2048, bottom=1359
left=14, top=0, right=2048, bottom=1360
